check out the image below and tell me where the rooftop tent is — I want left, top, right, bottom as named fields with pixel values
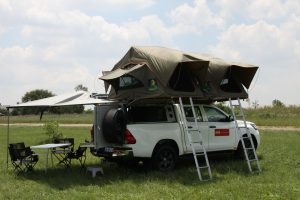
left=99, top=46, right=259, bottom=101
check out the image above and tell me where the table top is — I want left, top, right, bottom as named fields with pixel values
left=80, top=142, right=95, bottom=148
left=31, top=143, right=70, bottom=149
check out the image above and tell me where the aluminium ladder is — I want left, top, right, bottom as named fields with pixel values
left=178, top=97, right=212, bottom=181
left=229, top=98, right=261, bottom=173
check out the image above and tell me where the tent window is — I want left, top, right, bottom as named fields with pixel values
left=169, top=65, right=195, bottom=92
left=220, top=77, right=242, bottom=93
left=118, top=75, right=143, bottom=90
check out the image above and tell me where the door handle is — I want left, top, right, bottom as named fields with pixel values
left=188, top=126, right=193, bottom=129
left=209, top=125, right=216, bottom=128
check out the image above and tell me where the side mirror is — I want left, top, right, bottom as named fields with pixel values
left=228, top=115, right=234, bottom=122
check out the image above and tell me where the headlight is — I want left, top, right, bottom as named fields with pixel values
left=250, top=123, right=258, bottom=130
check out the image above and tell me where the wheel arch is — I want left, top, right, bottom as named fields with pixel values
left=151, top=139, right=179, bottom=158
left=238, top=133, right=258, bottom=150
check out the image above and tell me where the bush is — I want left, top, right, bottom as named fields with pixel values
left=43, top=121, right=63, bottom=140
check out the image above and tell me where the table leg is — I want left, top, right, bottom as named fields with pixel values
left=45, top=149, right=49, bottom=173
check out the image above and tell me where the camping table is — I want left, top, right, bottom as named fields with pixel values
left=31, top=143, right=70, bottom=173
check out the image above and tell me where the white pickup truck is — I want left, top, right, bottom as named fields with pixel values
left=91, top=102, right=260, bottom=171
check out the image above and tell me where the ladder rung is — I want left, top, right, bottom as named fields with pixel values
left=198, top=166, right=209, bottom=169
left=242, top=136, right=251, bottom=139
left=187, top=129, right=200, bottom=132
left=245, top=147, right=254, bottom=150
left=191, top=141, right=202, bottom=144
left=196, top=153, right=205, bottom=156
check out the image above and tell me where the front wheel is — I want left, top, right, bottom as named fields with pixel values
left=152, top=145, right=177, bottom=171
left=235, top=135, right=257, bottom=159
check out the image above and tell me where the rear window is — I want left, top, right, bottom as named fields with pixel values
left=127, top=106, right=168, bottom=123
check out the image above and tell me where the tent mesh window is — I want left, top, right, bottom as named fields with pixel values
left=168, top=64, right=195, bottom=92
left=118, top=75, right=143, bottom=90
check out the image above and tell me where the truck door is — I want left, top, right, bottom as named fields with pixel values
left=183, top=106, right=209, bottom=153
left=202, top=106, right=236, bottom=151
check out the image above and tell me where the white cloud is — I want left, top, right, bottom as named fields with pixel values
left=215, top=0, right=300, bottom=22
left=169, top=0, right=224, bottom=34
left=210, top=19, right=300, bottom=105
left=248, top=0, right=286, bottom=20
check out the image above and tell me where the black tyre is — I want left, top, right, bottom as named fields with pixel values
left=102, top=108, right=126, bottom=144
left=152, top=145, right=177, bottom=171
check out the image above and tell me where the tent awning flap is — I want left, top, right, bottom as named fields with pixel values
left=100, top=63, right=145, bottom=80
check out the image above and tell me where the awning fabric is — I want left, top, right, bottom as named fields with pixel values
left=8, top=91, right=114, bottom=108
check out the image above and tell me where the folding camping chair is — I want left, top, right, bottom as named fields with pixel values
left=59, top=146, right=87, bottom=170
left=8, top=143, right=39, bottom=174
left=51, top=138, right=74, bottom=165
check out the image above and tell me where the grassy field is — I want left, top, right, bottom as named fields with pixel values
left=0, top=113, right=94, bottom=124
left=245, top=106, right=300, bottom=126
left=1, top=105, right=300, bottom=126
left=0, top=126, right=299, bottom=199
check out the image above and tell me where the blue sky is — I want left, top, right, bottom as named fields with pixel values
left=0, top=0, right=300, bottom=106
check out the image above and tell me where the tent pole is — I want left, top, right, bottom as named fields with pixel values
left=6, top=107, right=10, bottom=170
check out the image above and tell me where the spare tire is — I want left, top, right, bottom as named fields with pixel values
left=102, top=108, right=126, bottom=144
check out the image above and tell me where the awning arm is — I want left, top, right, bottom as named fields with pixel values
left=6, top=108, right=10, bottom=170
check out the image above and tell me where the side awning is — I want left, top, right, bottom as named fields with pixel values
left=8, top=91, right=115, bottom=108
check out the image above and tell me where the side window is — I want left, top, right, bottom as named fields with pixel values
left=119, top=75, right=143, bottom=90
left=184, top=106, right=203, bottom=122
left=127, top=106, right=168, bottom=123
left=204, top=106, right=228, bottom=122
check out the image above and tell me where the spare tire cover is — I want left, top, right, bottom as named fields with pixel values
left=102, top=108, right=126, bottom=144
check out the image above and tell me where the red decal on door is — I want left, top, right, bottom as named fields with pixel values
left=215, top=129, right=230, bottom=136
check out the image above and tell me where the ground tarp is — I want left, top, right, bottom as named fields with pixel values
left=100, top=46, right=258, bottom=102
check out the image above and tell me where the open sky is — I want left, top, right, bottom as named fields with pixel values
left=0, top=0, right=299, bottom=106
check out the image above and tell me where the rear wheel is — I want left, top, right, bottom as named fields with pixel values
left=152, top=145, right=177, bottom=171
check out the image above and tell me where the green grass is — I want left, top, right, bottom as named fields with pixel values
left=0, top=113, right=94, bottom=124
left=245, top=106, right=300, bottom=126
left=0, top=126, right=299, bottom=199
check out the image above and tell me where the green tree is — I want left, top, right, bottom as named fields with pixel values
left=272, top=99, right=285, bottom=107
left=75, top=84, right=88, bottom=92
left=214, top=102, right=231, bottom=114
left=22, top=89, right=54, bottom=103
left=21, top=89, right=54, bottom=115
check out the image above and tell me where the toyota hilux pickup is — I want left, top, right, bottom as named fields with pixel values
left=90, top=102, right=260, bottom=171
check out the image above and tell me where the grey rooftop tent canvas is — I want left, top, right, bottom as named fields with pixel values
left=100, top=46, right=258, bottom=102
